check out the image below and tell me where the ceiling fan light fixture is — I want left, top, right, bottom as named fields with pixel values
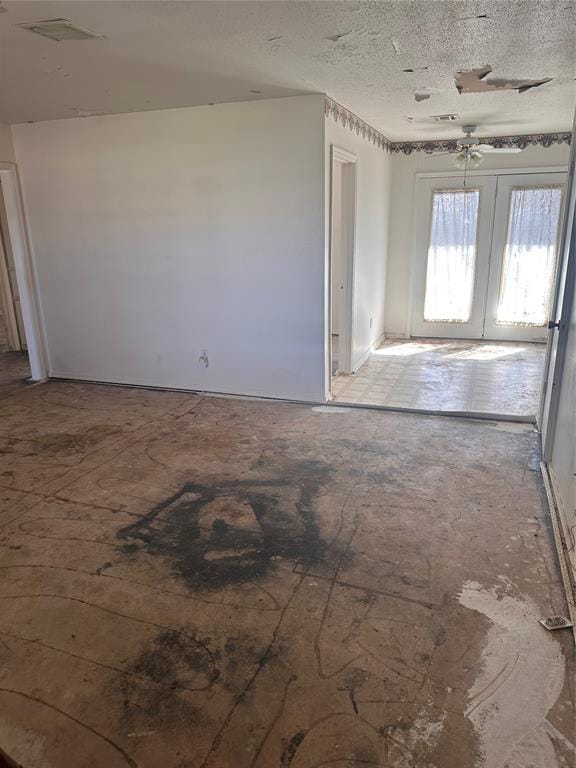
left=454, top=148, right=484, bottom=170
left=454, top=152, right=467, bottom=169
left=468, top=151, right=484, bottom=168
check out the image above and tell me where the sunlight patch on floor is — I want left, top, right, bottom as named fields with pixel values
left=331, top=338, right=546, bottom=416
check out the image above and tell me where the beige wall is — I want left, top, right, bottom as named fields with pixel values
left=384, top=143, right=571, bottom=337
left=0, top=124, right=15, bottom=163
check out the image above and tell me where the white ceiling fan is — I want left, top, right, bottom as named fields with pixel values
left=429, top=124, right=523, bottom=169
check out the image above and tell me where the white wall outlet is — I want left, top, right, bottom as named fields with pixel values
left=199, top=349, right=209, bottom=368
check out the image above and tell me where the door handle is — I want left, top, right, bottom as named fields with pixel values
left=547, top=320, right=560, bottom=330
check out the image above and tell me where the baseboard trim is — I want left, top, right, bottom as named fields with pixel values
left=47, top=373, right=324, bottom=407
left=328, top=399, right=536, bottom=423
left=371, top=332, right=387, bottom=350
left=540, top=461, right=576, bottom=643
left=381, top=331, right=410, bottom=340
left=352, top=348, right=371, bottom=373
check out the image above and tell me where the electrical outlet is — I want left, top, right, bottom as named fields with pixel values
left=199, top=349, right=209, bottom=368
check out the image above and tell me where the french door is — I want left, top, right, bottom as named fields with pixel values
left=411, top=172, right=565, bottom=342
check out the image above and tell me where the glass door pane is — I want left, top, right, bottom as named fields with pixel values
left=484, top=173, right=566, bottom=343
left=424, top=189, right=480, bottom=323
left=496, top=186, right=562, bottom=326
left=411, top=176, right=496, bottom=340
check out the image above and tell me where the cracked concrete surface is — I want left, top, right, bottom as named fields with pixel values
left=0, top=381, right=573, bottom=767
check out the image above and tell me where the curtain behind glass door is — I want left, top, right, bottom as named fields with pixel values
left=423, top=188, right=480, bottom=324
left=496, top=186, right=562, bottom=327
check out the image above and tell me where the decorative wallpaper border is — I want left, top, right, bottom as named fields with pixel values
left=391, top=133, right=572, bottom=155
left=325, top=97, right=392, bottom=152
left=324, top=96, right=571, bottom=155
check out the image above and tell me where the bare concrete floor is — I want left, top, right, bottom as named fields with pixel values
left=0, top=350, right=31, bottom=401
left=0, top=381, right=574, bottom=768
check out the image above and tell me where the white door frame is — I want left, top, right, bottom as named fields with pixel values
left=0, top=210, right=21, bottom=350
left=0, top=162, right=48, bottom=380
left=541, top=126, right=575, bottom=452
left=329, top=145, right=357, bottom=379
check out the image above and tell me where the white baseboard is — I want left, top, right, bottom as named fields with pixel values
left=381, top=331, right=410, bottom=340
left=540, top=462, right=576, bottom=641
left=371, top=331, right=387, bottom=350
left=352, top=348, right=371, bottom=373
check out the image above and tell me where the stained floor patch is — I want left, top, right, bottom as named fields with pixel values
left=117, top=464, right=332, bottom=589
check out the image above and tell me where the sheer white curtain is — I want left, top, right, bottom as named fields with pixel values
left=424, top=189, right=479, bottom=323
left=497, top=186, right=562, bottom=326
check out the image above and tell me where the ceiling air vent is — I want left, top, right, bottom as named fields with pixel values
left=17, top=19, right=103, bottom=41
left=431, top=114, right=460, bottom=122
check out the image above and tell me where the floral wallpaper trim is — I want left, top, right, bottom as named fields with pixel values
left=325, top=97, right=392, bottom=152
left=391, top=133, right=572, bottom=155
left=324, top=97, right=571, bottom=154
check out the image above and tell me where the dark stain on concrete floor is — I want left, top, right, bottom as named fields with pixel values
left=0, top=381, right=573, bottom=768
left=117, top=465, right=331, bottom=589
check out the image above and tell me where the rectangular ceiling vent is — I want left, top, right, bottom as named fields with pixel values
left=17, top=19, right=103, bottom=42
left=431, top=114, right=460, bottom=122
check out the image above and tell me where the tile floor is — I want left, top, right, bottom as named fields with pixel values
left=331, top=338, right=547, bottom=417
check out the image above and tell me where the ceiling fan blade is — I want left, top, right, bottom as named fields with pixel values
left=479, top=146, right=523, bottom=154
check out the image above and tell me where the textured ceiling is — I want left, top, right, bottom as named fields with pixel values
left=0, top=0, right=574, bottom=140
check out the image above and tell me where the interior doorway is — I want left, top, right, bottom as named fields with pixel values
left=0, top=178, right=30, bottom=397
left=331, top=168, right=567, bottom=420
left=329, top=146, right=357, bottom=381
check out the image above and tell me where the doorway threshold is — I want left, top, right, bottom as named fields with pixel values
left=50, top=374, right=535, bottom=424
left=326, top=398, right=536, bottom=424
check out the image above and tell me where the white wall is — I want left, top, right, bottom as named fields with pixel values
left=384, top=143, right=571, bottom=337
left=551, top=282, right=575, bottom=546
left=0, top=124, right=15, bottom=163
left=325, top=117, right=392, bottom=373
left=12, top=95, right=327, bottom=402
